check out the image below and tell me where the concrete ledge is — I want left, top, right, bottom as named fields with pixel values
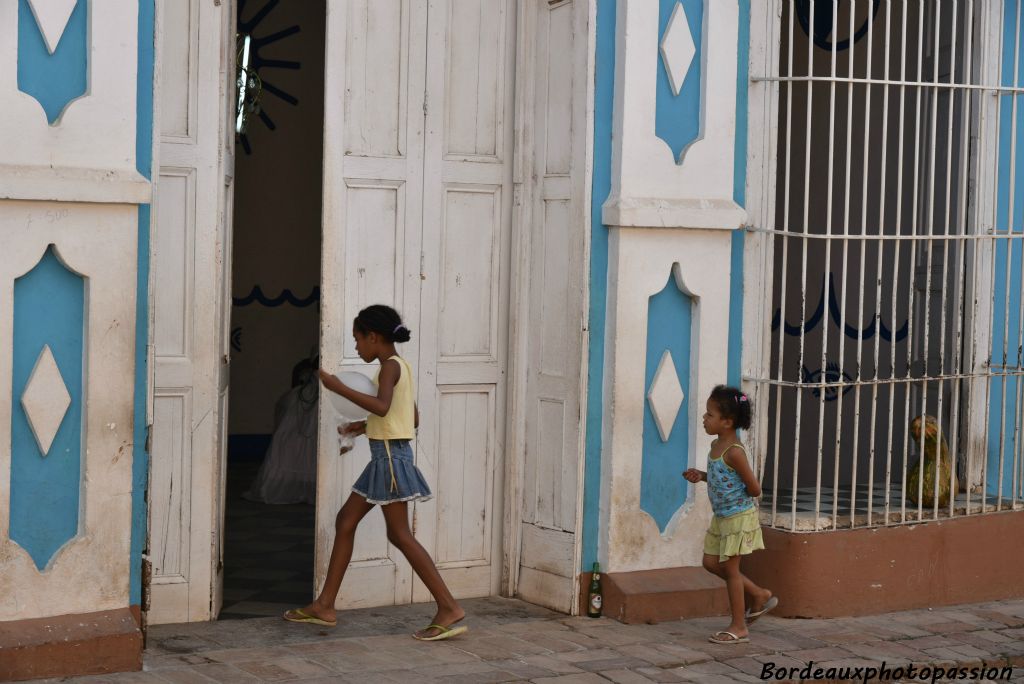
left=579, top=567, right=729, bottom=624
left=743, top=510, right=1024, bottom=618
left=0, top=608, right=142, bottom=681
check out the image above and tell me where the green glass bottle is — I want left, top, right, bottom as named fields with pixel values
left=587, top=562, right=603, bottom=618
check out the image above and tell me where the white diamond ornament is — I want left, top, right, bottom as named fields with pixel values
left=21, top=346, right=72, bottom=455
left=27, top=0, right=79, bottom=54
left=660, top=1, right=697, bottom=97
left=647, top=350, right=685, bottom=442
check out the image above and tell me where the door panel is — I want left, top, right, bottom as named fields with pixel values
left=413, top=0, right=515, bottom=602
left=149, top=0, right=234, bottom=624
left=516, top=0, right=589, bottom=614
left=319, top=0, right=514, bottom=606
left=318, top=0, right=425, bottom=608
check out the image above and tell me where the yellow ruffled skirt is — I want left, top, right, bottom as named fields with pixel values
left=703, top=507, right=764, bottom=562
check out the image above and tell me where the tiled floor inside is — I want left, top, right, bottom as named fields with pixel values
left=220, top=457, right=315, bottom=620
left=760, top=484, right=1022, bottom=530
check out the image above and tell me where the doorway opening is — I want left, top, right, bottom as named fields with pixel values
left=222, top=0, right=326, bottom=620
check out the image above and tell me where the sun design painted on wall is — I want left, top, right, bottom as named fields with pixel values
left=236, top=0, right=302, bottom=155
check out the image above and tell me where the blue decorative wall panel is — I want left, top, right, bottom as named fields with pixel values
left=656, top=0, right=703, bottom=163
left=17, top=0, right=88, bottom=124
left=10, top=247, right=85, bottom=571
left=640, top=272, right=692, bottom=532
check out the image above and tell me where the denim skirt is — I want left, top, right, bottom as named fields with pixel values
left=351, top=438, right=433, bottom=505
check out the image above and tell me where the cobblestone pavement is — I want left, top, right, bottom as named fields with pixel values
left=45, top=597, right=1024, bottom=683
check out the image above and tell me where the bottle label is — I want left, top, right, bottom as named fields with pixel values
left=589, top=594, right=602, bottom=611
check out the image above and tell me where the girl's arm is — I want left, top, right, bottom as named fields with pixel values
left=318, top=359, right=401, bottom=417
left=724, top=445, right=761, bottom=498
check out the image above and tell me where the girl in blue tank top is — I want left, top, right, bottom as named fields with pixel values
left=684, top=385, right=777, bottom=645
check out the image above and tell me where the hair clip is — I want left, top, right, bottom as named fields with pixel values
left=393, top=324, right=406, bottom=334
left=739, top=394, right=748, bottom=402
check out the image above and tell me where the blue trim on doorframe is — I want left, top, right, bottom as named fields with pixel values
left=130, top=0, right=155, bottom=607
left=729, top=0, right=750, bottom=388
left=581, top=0, right=616, bottom=572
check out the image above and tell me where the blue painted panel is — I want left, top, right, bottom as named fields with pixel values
left=729, top=0, right=750, bottom=388
left=11, top=247, right=85, bottom=571
left=987, top=0, right=1024, bottom=499
left=17, top=0, right=88, bottom=124
left=131, top=0, right=156, bottom=606
left=640, top=274, right=691, bottom=532
left=582, top=0, right=616, bottom=571
left=655, top=0, right=704, bottom=163
left=733, top=0, right=750, bottom=209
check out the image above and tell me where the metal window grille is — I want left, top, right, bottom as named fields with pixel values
left=747, top=0, right=1024, bottom=531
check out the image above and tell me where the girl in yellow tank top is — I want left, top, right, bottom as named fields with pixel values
left=283, top=305, right=466, bottom=642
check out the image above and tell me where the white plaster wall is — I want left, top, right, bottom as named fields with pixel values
left=0, top=201, right=137, bottom=620
left=0, top=0, right=148, bottom=201
left=601, top=227, right=731, bottom=572
left=228, top=1, right=325, bottom=436
left=597, top=0, right=746, bottom=572
left=604, top=0, right=744, bottom=229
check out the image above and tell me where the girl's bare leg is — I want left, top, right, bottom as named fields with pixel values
left=381, top=501, right=464, bottom=637
left=719, top=555, right=751, bottom=638
left=702, top=554, right=772, bottom=614
left=287, top=493, right=374, bottom=623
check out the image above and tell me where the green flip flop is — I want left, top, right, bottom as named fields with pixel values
left=412, top=623, right=469, bottom=641
left=283, top=608, right=337, bottom=627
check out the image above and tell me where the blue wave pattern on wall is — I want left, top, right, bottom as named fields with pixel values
left=771, top=273, right=909, bottom=342
left=233, top=286, right=320, bottom=307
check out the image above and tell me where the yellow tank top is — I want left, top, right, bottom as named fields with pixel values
left=365, top=355, right=415, bottom=440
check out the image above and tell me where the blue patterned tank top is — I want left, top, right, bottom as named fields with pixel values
left=707, top=442, right=755, bottom=518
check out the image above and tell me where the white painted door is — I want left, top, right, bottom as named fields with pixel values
left=318, top=0, right=515, bottom=607
left=149, top=0, right=236, bottom=624
left=413, top=0, right=516, bottom=601
left=513, top=0, right=589, bottom=614
left=318, top=0, right=426, bottom=608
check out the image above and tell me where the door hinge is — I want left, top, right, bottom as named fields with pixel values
left=420, top=251, right=426, bottom=280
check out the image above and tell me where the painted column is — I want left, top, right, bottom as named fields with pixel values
left=0, top=0, right=151, bottom=677
left=595, top=0, right=749, bottom=573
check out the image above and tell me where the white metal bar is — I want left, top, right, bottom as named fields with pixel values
left=936, top=1, right=961, bottom=519
left=902, top=0, right=926, bottom=523
left=747, top=370, right=1024, bottom=389
left=753, top=74, right=1024, bottom=95
left=919, top=0, right=943, bottom=520
left=885, top=0, right=909, bottom=525
left=814, top=0, right=841, bottom=530
left=852, top=0, right=877, bottom=527
left=791, top=0, right=817, bottom=532
left=770, top=0, right=798, bottom=529
left=870, top=0, right=893, bottom=528
left=831, top=1, right=859, bottom=529
left=947, top=0, right=975, bottom=521
left=744, top=227, right=1018, bottom=241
